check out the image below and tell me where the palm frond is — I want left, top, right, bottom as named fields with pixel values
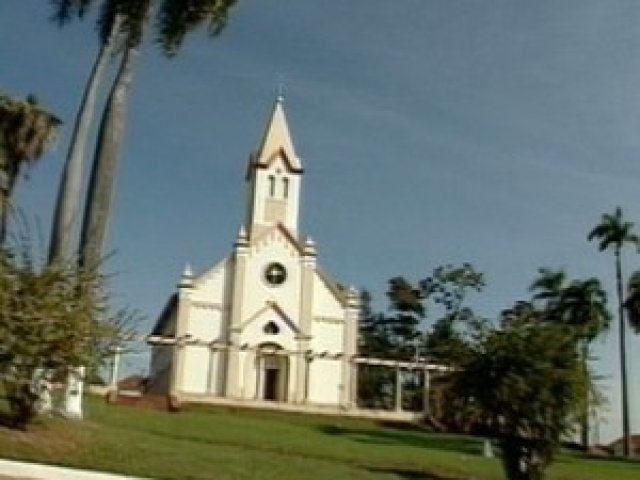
left=50, top=0, right=94, bottom=25
left=624, top=270, right=640, bottom=333
left=157, top=0, right=238, bottom=57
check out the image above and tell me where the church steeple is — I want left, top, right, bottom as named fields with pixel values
left=245, top=96, right=303, bottom=238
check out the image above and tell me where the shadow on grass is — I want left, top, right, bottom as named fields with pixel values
left=366, top=466, right=454, bottom=479
left=377, top=420, right=433, bottom=432
left=556, top=450, right=640, bottom=466
left=0, top=410, right=24, bottom=431
left=319, top=424, right=482, bottom=456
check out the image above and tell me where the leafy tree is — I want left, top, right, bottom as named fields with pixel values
left=0, top=237, right=134, bottom=428
left=449, top=304, right=587, bottom=480
left=357, top=290, right=394, bottom=408
left=384, top=276, right=424, bottom=360
left=357, top=282, right=423, bottom=409
left=588, top=206, right=639, bottom=457
left=530, top=268, right=610, bottom=448
left=358, top=290, right=392, bottom=357
left=530, top=267, right=565, bottom=313
left=0, top=93, right=60, bottom=243
left=421, top=263, right=485, bottom=366
left=357, top=265, right=485, bottom=412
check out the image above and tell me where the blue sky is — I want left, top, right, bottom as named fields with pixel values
left=1, top=0, right=640, bottom=442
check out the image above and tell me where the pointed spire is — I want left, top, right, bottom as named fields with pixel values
left=255, top=95, right=302, bottom=172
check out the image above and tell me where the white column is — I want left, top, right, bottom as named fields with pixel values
left=109, top=347, right=122, bottom=387
left=395, top=366, right=402, bottom=412
left=34, top=369, right=52, bottom=414
left=423, top=368, right=430, bottom=415
left=255, top=352, right=263, bottom=400
left=342, top=286, right=360, bottom=409
left=63, top=366, right=85, bottom=419
left=226, top=230, right=249, bottom=398
left=350, top=360, right=358, bottom=406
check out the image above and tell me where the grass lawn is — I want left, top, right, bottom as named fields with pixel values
left=0, top=396, right=638, bottom=480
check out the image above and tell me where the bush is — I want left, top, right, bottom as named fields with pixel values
left=0, top=242, right=134, bottom=428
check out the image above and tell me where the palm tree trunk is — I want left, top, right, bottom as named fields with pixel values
left=580, top=341, right=589, bottom=450
left=615, top=249, right=631, bottom=457
left=48, top=15, right=123, bottom=264
left=78, top=42, right=138, bottom=272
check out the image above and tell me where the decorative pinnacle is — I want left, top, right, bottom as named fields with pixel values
left=182, top=263, right=193, bottom=278
left=235, top=225, right=249, bottom=249
left=304, top=236, right=317, bottom=256
left=179, top=263, right=194, bottom=288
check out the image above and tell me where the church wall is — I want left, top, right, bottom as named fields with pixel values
left=242, top=233, right=302, bottom=320
left=182, top=345, right=211, bottom=394
left=192, top=259, right=229, bottom=304
left=310, top=320, right=344, bottom=353
left=312, top=275, right=345, bottom=319
left=185, top=305, right=223, bottom=342
left=250, top=156, right=300, bottom=233
left=241, top=308, right=297, bottom=350
left=239, top=350, right=256, bottom=398
left=307, top=358, right=341, bottom=404
left=210, top=350, right=225, bottom=395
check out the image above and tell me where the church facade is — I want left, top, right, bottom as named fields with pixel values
left=147, top=97, right=359, bottom=408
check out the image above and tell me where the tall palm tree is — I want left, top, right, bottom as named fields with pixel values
left=48, top=0, right=123, bottom=263
left=530, top=269, right=611, bottom=448
left=0, top=93, right=61, bottom=242
left=48, top=0, right=238, bottom=268
left=588, top=206, right=639, bottom=457
left=77, top=0, right=150, bottom=271
left=48, top=1, right=237, bottom=418
left=558, top=277, right=611, bottom=449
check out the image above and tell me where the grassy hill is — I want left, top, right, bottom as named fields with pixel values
left=0, top=396, right=638, bottom=479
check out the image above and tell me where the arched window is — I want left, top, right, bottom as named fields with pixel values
left=268, top=175, right=275, bottom=197
left=283, top=177, right=289, bottom=199
left=263, top=321, right=280, bottom=335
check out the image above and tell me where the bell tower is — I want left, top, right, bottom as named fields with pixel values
left=245, top=95, right=303, bottom=238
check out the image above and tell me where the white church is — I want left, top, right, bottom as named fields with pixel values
left=146, top=97, right=360, bottom=408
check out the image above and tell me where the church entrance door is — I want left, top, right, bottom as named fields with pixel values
left=264, top=367, right=279, bottom=400
left=259, top=351, right=288, bottom=401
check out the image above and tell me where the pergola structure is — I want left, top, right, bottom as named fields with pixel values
left=142, top=334, right=448, bottom=414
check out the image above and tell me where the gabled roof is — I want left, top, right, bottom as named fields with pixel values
left=240, top=301, right=301, bottom=336
left=250, top=222, right=305, bottom=254
left=253, top=96, right=302, bottom=173
left=192, top=257, right=229, bottom=288
left=151, top=293, right=178, bottom=336
left=316, top=265, right=349, bottom=307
